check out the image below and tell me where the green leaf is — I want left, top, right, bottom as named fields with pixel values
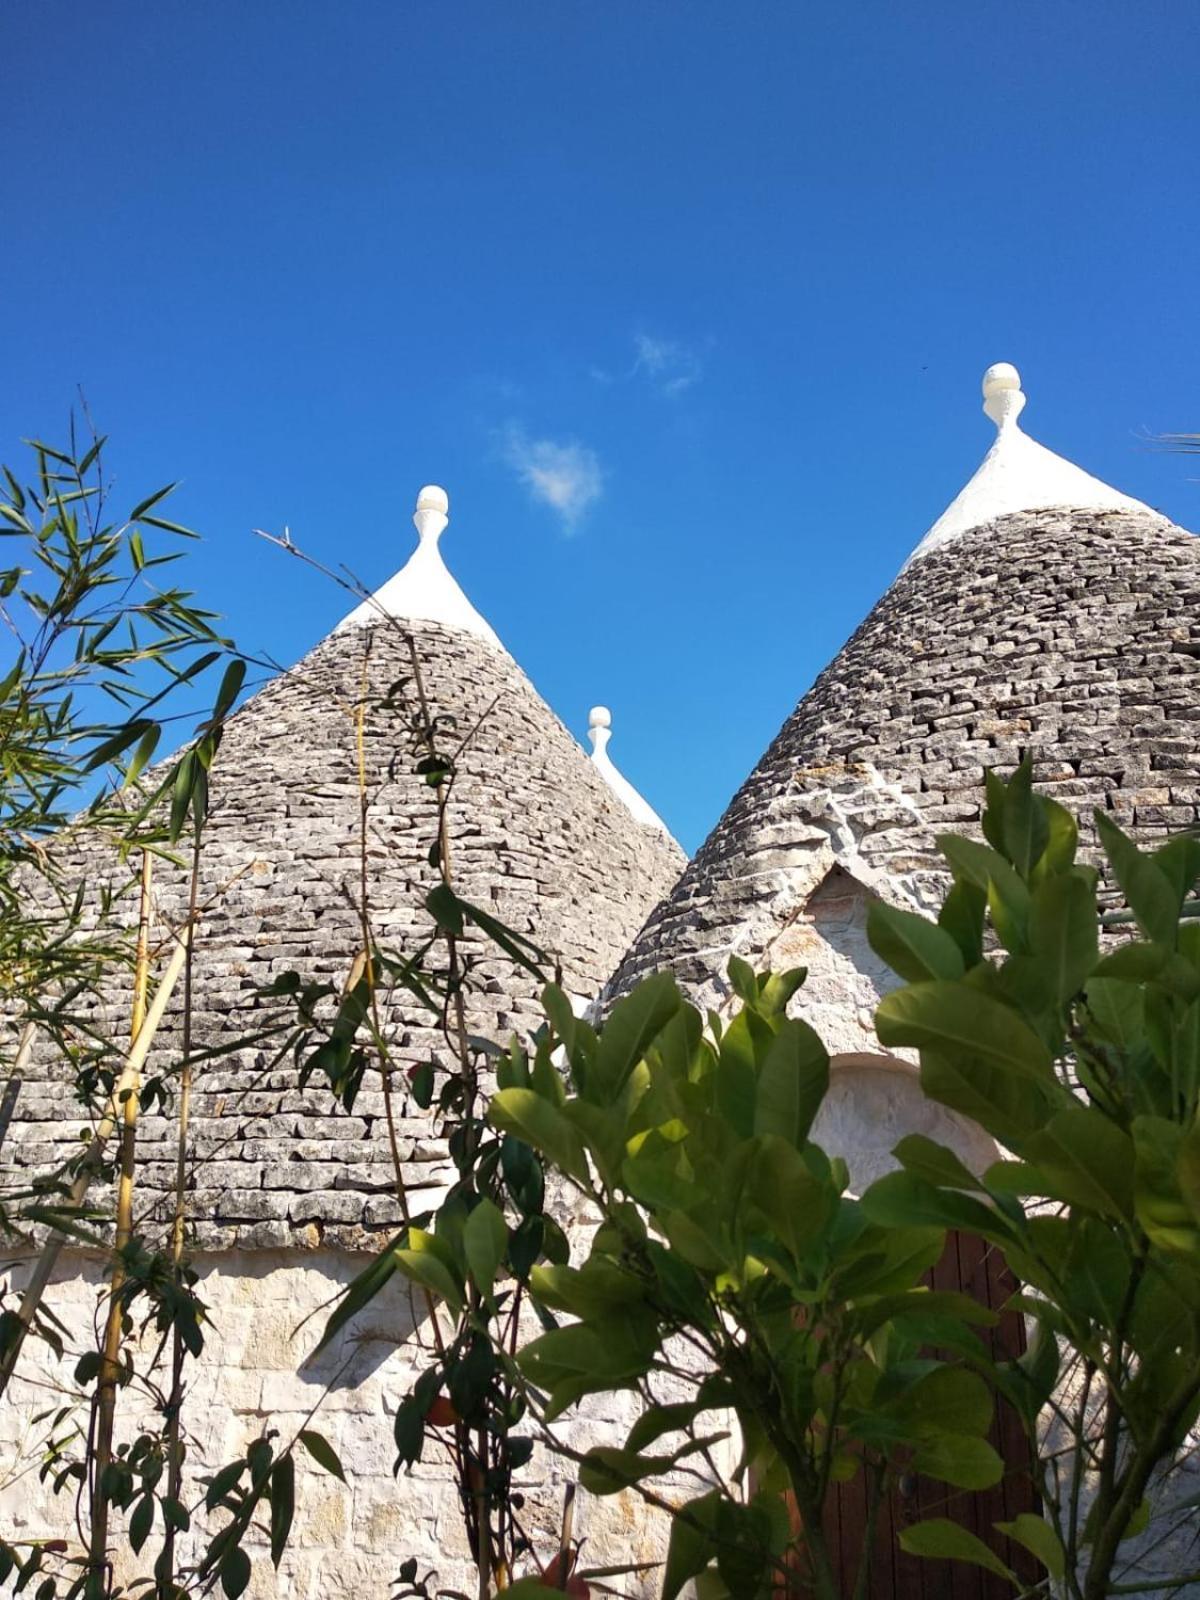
left=1037, top=796, right=1079, bottom=877
left=532, top=1258, right=647, bottom=1320
left=938, top=834, right=1031, bottom=951
left=1179, top=1122, right=1200, bottom=1223
left=409, top=1059, right=434, bottom=1109
left=898, top=1519, right=1016, bottom=1582
left=161, top=1496, right=189, bottom=1532
left=868, top=900, right=965, bottom=983
left=877, top=981, right=1053, bottom=1081
left=394, top=1230, right=465, bottom=1315
left=518, top=1312, right=659, bottom=1419
left=542, top=981, right=581, bottom=1056
left=128, top=1493, right=154, bottom=1554
left=138, top=511, right=199, bottom=537
left=425, top=882, right=464, bottom=936
left=995, top=1513, right=1064, bottom=1579
left=169, top=750, right=196, bottom=841
left=490, top=1088, right=590, bottom=1184
left=714, top=1010, right=761, bottom=1137
left=1029, top=870, right=1098, bottom=1005
left=753, top=1017, right=828, bottom=1146
left=912, top=1434, right=1004, bottom=1489
left=1024, top=1107, right=1134, bottom=1220
left=893, top=1134, right=985, bottom=1191
left=1134, top=1116, right=1200, bottom=1251
left=938, top=877, right=986, bottom=968
left=463, top=1197, right=508, bottom=1300
left=220, top=1545, right=251, bottom=1599
left=1095, top=811, right=1178, bottom=946
left=298, top=1430, right=345, bottom=1482
left=860, top=1171, right=1010, bottom=1246
left=727, top=954, right=759, bottom=1006
left=747, top=1135, right=832, bottom=1259
left=662, top=1209, right=729, bottom=1272
left=313, top=1235, right=401, bottom=1354
left=844, top=1288, right=996, bottom=1343
left=458, top=897, right=548, bottom=978
left=129, top=483, right=179, bottom=522
left=211, top=657, right=246, bottom=723
left=269, top=1454, right=295, bottom=1567
left=662, top=1490, right=722, bottom=1600
left=204, top=1459, right=245, bottom=1511
left=124, top=722, right=161, bottom=787
left=626, top=1400, right=709, bottom=1454
left=878, top=984, right=1061, bottom=1143
left=592, top=973, right=680, bottom=1102
left=579, top=1445, right=676, bottom=1495
left=1002, top=755, right=1049, bottom=879
left=1154, top=835, right=1200, bottom=914
left=84, top=718, right=154, bottom=773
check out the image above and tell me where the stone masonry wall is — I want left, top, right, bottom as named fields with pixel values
left=0, top=1247, right=665, bottom=1598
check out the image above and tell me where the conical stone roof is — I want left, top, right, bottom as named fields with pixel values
left=5, top=491, right=685, bottom=1249
left=610, top=368, right=1200, bottom=1019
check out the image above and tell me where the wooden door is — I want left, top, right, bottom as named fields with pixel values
left=783, top=1232, right=1039, bottom=1599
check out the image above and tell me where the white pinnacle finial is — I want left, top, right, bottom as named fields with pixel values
left=903, top=359, right=1159, bottom=566
left=334, top=482, right=502, bottom=646
left=414, top=484, right=449, bottom=543
left=588, top=705, right=612, bottom=756
left=585, top=704, right=672, bottom=835
left=981, top=362, right=1026, bottom=428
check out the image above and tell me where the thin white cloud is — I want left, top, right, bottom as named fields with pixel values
left=631, top=332, right=704, bottom=396
left=501, top=424, right=603, bottom=531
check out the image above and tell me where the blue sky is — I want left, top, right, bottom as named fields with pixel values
left=3, top=2, right=1198, bottom=852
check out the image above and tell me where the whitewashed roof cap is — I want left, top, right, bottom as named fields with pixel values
left=335, top=485, right=503, bottom=647
left=905, top=364, right=1161, bottom=566
left=588, top=705, right=674, bottom=837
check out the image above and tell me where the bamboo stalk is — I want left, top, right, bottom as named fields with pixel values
left=8, top=1019, right=39, bottom=1079
left=159, top=832, right=202, bottom=1598
left=0, top=928, right=190, bottom=1400
left=87, top=851, right=154, bottom=1591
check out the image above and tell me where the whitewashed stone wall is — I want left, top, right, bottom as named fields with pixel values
left=0, top=1247, right=668, bottom=1597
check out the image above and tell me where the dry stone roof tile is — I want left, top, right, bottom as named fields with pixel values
left=2, top=619, right=684, bottom=1247
left=610, top=506, right=1200, bottom=1008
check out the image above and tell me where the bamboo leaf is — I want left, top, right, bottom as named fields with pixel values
left=298, top=1430, right=345, bottom=1483
left=129, top=483, right=179, bottom=522
left=269, top=1454, right=295, bottom=1566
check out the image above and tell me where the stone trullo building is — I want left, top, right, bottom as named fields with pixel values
left=608, top=362, right=1200, bottom=1597
left=2, top=363, right=1198, bottom=1597
left=614, top=361, right=1198, bottom=1084
left=0, top=488, right=684, bottom=1593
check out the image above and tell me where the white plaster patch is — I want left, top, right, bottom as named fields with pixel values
left=586, top=706, right=676, bottom=839
left=812, top=1055, right=997, bottom=1194
left=335, top=487, right=503, bottom=647
left=906, top=364, right=1161, bottom=567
